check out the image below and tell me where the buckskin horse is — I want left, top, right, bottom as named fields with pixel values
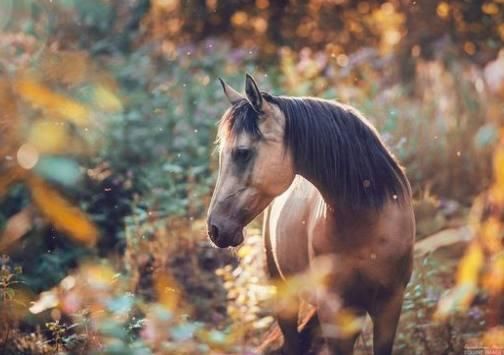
left=207, top=74, right=415, bottom=355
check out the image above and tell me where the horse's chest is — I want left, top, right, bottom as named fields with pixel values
left=265, top=183, right=319, bottom=278
left=270, top=221, right=310, bottom=278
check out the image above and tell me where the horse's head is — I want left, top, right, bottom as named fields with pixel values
left=207, top=74, right=295, bottom=248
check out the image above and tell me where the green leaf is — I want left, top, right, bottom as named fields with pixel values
left=97, top=319, right=128, bottom=340
left=34, top=156, right=81, bottom=187
left=162, top=163, right=184, bottom=174
left=170, top=322, right=201, bottom=341
left=474, top=123, right=498, bottom=149
left=105, top=293, right=135, bottom=315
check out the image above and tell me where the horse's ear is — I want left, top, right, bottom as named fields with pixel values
left=219, top=78, right=243, bottom=105
left=245, top=73, right=263, bottom=113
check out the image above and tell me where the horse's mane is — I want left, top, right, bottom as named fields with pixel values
left=219, top=95, right=410, bottom=210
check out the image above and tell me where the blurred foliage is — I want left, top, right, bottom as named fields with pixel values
left=434, top=129, right=504, bottom=343
left=0, top=0, right=503, bottom=353
left=146, top=0, right=503, bottom=66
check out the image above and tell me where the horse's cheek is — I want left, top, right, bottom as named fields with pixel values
left=255, top=166, right=293, bottom=196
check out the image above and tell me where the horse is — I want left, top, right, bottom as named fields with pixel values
left=207, top=74, right=415, bottom=355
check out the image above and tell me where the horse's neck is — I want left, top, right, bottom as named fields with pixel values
left=295, top=174, right=376, bottom=229
left=297, top=172, right=338, bottom=211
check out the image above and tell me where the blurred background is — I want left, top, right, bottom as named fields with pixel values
left=0, top=0, right=503, bottom=354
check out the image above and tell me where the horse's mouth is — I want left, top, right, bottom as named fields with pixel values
left=210, top=228, right=244, bottom=248
left=230, top=229, right=244, bottom=247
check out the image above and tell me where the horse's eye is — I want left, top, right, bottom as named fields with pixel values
left=233, top=148, right=253, bottom=163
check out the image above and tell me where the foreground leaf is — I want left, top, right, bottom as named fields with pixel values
left=27, top=175, right=98, bottom=246
left=14, top=78, right=91, bottom=126
left=0, top=206, right=33, bottom=252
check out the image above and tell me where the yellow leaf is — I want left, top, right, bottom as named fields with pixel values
left=237, top=245, right=253, bottom=258
left=334, top=308, right=366, bottom=338
left=14, top=78, right=91, bottom=126
left=27, top=120, right=68, bottom=154
left=456, top=242, right=484, bottom=286
left=27, top=176, right=98, bottom=246
left=483, top=255, right=504, bottom=295
left=434, top=241, right=485, bottom=318
left=93, top=85, right=123, bottom=112
left=274, top=256, right=335, bottom=318
left=81, top=262, right=116, bottom=290
left=479, top=217, right=502, bottom=253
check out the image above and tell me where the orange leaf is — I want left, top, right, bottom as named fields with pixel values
left=0, top=77, right=19, bottom=148
left=14, top=78, right=91, bottom=126
left=27, top=176, right=98, bottom=246
left=153, top=271, right=181, bottom=311
left=493, top=143, right=504, bottom=188
left=482, top=326, right=504, bottom=348
left=0, top=206, right=33, bottom=252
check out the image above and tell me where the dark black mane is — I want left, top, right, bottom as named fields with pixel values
left=219, top=95, right=410, bottom=209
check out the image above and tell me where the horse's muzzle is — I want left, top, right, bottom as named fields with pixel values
left=207, top=217, right=244, bottom=248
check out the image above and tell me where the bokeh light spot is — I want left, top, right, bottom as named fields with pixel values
left=17, top=143, right=39, bottom=169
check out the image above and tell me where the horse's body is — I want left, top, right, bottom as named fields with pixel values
left=207, top=74, right=415, bottom=355
left=264, top=176, right=414, bottom=354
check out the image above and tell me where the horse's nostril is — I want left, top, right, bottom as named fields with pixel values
left=209, top=224, right=219, bottom=240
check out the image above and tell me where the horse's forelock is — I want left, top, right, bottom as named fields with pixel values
left=218, top=99, right=262, bottom=143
